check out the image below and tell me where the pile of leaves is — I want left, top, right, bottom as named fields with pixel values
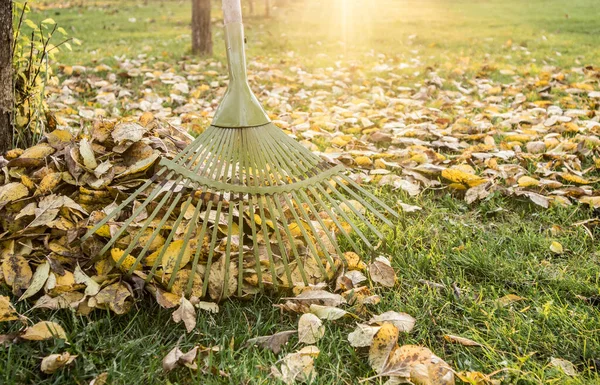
left=1, top=113, right=382, bottom=318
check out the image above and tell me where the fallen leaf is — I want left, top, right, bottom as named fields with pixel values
left=550, top=241, right=564, bottom=254
left=22, top=321, right=67, bottom=340
left=443, top=334, right=482, bottom=347
left=368, top=256, right=396, bottom=288
left=550, top=357, right=577, bottom=376
left=19, top=262, right=50, bottom=301
left=369, top=311, right=416, bottom=332
left=298, top=313, right=325, bottom=344
left=309, top=304, right=347, bottom=320
left=246, top=330, right=296, bottom=354
left=172, top=296, right=197, bottom=333
left=348, top=323, right=381, bottom=347
left=272, top=345, right=320, bottom=384
left=0, top=296, right=19, bottom=322
left=40, top=352, right=77, bottom=374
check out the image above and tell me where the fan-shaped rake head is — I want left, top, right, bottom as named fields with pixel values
left=82, top=122, right=399, bottom=300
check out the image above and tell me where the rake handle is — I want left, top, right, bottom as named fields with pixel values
left=222, top=0, right=243, bottom=24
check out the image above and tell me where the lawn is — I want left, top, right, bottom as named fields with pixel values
left=2, top=0, right=600, bottom=384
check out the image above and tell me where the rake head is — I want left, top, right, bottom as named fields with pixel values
left=82, top=1, right=399, bottom=301
left=83, top=123, right=399, bottom=300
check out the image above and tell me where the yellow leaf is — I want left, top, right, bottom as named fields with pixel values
left=0, top=182, right=29, bottom=203
left=147, top=240, right=194, bottom=273
left=2, top=253, right=33, bottom=294
left=37, top=172, right=63, bottom=194
left=93, top=282, right=132, bottom=314
left=518, top=176, right=540, bottom=187
left=559, top=173, right=590, bottom=185
left=110, top=248, right=139, bottom=272
left=442, top=168, right=486, bottom=187
left=580, top=196, right=600, bottom=208
left=19, top=143, right=55, bottom=159
left=21, top=321, right=67, bottom=340
left=355, top=156, right=373, bottom=168
left=0, top=295, right=19, bottom=322
left=550, top=241, right=564, bottom=254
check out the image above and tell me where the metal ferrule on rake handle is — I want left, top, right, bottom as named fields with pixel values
left=212, top=0, right=270, bottom=128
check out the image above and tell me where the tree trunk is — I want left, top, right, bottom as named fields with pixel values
left=0, top=0, right=13, bottom=153
left=248, top=0, right=254, bottom=15
left=191, top=0, right=212, bottom=56
left=264, top=0, right=269, bottom=17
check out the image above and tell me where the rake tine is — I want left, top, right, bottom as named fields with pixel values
left=272, top=195, right=308, bottom=286
left=291, top=190, right=338, bottom=269
left=121, top=185, right=176, bottom=274
left=166, top=192, right=204, bottom=290
left=144, top=191, right=187, bottom=279
left=307, top=185, right=362, bottom=255
left=281, top=194, right=329, bottom=279
left=84, top=168, right=172, bottom=243
left=186, top=199, right=213, bottom=296
left=97, top=172, right=182, bottom=256
left=264, top=195, right=294, bottom=287
left=237, top=196, right=244, bottom=297
left=242, top=129, right=263, bottom=290
left=315, top=182, right=374, bottom=249
left=334, top=175, right=397, bottom=226
left=247, top=197, right=263, bottom=290
left=221, top=201, right=235, bottom=299
left=159, top=127, right=235, bottom=283
left=324, top=179, right=385, bottom=240
left=257, top=197, right=280, bottom=291
left=338, top=173, right=400, bottom=219
left=201, top=199, right=223, bottom=297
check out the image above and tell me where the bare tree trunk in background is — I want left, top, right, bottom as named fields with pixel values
left=265, top=0, right=269, bottom=17
left=191, top=0, right=212, bottom=55
left=0, top=0, right=13, bottom=153
left=248, top=0, right=254, bottom=15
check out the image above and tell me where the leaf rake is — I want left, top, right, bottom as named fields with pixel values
left=82, top=0, right=399, bottom=300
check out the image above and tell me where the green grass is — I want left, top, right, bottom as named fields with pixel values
left=3, top=195, right=599, bottom=384
left=3, top=0, right=600, bottom=384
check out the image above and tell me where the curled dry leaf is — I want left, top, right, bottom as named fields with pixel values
left=41, top=352, right=77, bottom=374
left=246, top=330, right=296, bottom=354
left=283, top=289, right=346, bottom=307
left=172, top=296, right=197, bottom=333
left=297, top=313, right=325, bottom=344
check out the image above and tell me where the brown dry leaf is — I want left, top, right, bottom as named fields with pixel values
left=443, top=334, right=482, bottom=347
left=73, top=265, right=101, bottom=296
left=162, top=345, right=201, bottom=371
left=89, top=372, right=109, bottom=385
left=40, top=352, right=77, bottom=374
left=21, top=321, right=67, bottom=341
left=172, top=296, right=197, bottom=333
left=0, top=295, right=19, bottom=322
left=271, top=345, right=320, bottom=385
left=297, top=313, right=325, bottom=344
left=246, top=330, right=296, bottom=354
left=368, top=256, right=396, bottom=288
